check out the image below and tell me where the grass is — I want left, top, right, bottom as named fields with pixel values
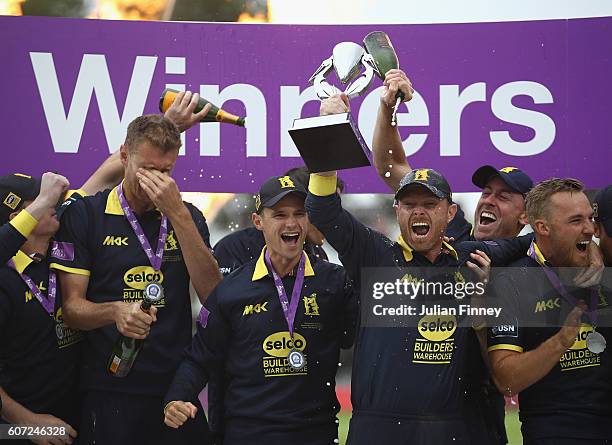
left=336, top=408, right=522, bottom=445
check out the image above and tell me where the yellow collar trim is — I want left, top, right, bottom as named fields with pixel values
left=12, top=250, right=34, bottom=274
left=105, top=185, right=124, bottom=216
left=251, top=246, right=315, bottom=281
left=105, top=182, right=161, bottom=216
left=397, top=236, right=458, bottom=261
left=442, top=241, right=459, bottom=260
left=397, top=235, right=414, bottom=262
left=531, top=242, right=547, bottom=266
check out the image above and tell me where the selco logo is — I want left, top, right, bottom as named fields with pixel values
left=568, top=323, right=594, bottom=350
left=418, top=315, right=457, bottom=341
left=123, top=266, right=164, bottom=290
left=263, top=332, right=306, bottom=357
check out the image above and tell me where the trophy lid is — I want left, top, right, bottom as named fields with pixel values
left=332, top=42, right=365, bottom=84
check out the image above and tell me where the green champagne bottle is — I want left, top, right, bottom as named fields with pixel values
left=107, top=283, right=164, bottom=378
left=159, top=88, right=246, bottom=127
left=363, top=31, right=400, bottom=80
left=363, top=31, right=404, bottom=126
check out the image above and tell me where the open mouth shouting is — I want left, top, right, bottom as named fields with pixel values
left=411, top=221, right=431, bottom=238
left=576, top=239, right=590, bottom=254
left=479, top=210, right=497, bottom=226
left=281, top=231, right=301, bottom=246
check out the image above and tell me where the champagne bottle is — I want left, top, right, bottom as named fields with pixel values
left=363, top=31, right=404, bottom=126
left=159, top=88, right=246, bottom=127
left=363, top=31, right=400, bottom=80
left=108, top=284, right=163, bottom=378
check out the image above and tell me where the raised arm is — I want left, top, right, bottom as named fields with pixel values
left=0, top=173, right=71, bottom=265
left=372, top=69, right=414, bottom=191
left=456, top=233, right=534, bottom=267
left=80, top=150, right=124, bottom=196
left=163, top=90, right=212, bottom=132
left=306, top=173, right=388, bottom=287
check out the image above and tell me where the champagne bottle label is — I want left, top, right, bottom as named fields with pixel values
left=109, top=355, right=121, bottom=374
left=159, top=89, right=246, bottom=127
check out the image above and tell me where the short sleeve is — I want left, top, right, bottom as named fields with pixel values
left=49, top=198, right=92, bottom=276
left=487, top=270, right=524, bottom=353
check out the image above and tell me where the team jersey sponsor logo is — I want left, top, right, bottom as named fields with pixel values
left=597, top=289, right=608, bottom=308
left=413, top=315, right=457, bottom=364
left=262, top=331, right=308, bottom=377
left=122, top=266, right=166, bottom=306
left=491, top=321, right=519, bottom=338
left=25, top=281, right=46, bottom=303
left=54, top=307, right=83, bottom=348
left=560, top=324, right=602, bottom=371
left=103, top=235, right=128, bottom=246
left=243, top=302, right=268, bottom=316
left=401, top=273, right=423, bottom=285
left=534, top=297, right=561, bottom=312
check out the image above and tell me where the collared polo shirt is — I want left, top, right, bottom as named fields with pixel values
left=165, top=248, right=357, bottom=444
left=50, top=185, right=211, bottom=396
left=488, top=242, right=612, bottom=440
left=0, top=249, right=82, bottom=426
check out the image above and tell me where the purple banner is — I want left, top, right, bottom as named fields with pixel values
left=1, top=16, right=610, bottom=193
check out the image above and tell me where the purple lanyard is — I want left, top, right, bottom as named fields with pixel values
left=117, top=183, right=168, bottom=271
left=8, top=259, right=56, bottom=316
left=528, top=241, right=599, bottom=326
left=264, top=250, right=306, bottom=338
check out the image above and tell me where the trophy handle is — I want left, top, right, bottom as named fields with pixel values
left=308, top=56, right=334, bottom=84
left=344, top=54, right=376, bottom=99
left=309, top=56, right=341, bottom=100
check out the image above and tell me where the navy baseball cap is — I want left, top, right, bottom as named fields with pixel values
left=0, top=174, right=41, bottom=224
left=395, top=168, right=452, bottom=201
left=593, top=185, right=612, bottom=237
left=472, top=166, right=533, bottom=195
left=255, top=175, right=307, bottom=213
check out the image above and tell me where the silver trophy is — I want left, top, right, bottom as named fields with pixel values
left=289, top=40, right=376, bottom=172
left=308, top=41, right=377, bottom=100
